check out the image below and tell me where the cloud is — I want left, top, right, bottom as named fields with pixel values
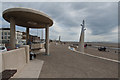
left=85, top=26, right=118, bottom=42
left=1, top=2, right=118, bottom=42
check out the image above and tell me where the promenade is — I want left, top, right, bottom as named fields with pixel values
left=37, top=42, right=118, bottom=78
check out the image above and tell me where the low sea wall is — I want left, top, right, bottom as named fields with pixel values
left=1, top=45, right=29, bottom=72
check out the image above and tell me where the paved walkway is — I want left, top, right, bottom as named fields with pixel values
left=37, top=42, right=118, bottom=78
left=13, top=59, right=44, bottom=78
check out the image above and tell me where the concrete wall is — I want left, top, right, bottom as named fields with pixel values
left=2, top=45, right=29, bottom=72
left=0, top=53, right=2, bottom=73
left=0, top=54, right=2, bottom=80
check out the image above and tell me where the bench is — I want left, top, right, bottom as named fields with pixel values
left=30, top=44, right=44, bottom=54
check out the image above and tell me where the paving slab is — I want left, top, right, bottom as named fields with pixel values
left=12, top=59, right=44, bottom=78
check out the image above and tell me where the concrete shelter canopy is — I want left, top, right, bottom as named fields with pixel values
left=3, top=8, right=53, bottom=28
left=3, top=7, right=53, bottom=55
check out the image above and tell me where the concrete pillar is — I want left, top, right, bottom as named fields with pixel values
left=41, top=29, right=43, bottom=40
left=45, top=26, right=49, bottom=55
left=21, top=45, right=30, bottom=63
left=78, top=20, right=85, bottom=53
left=78, top=30, right=84, bottom=53
left=10, top=17, right=16, bottom=49
left=26, top=27, right=29, bottom=45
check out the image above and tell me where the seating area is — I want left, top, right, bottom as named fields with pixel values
left=30, top=43, right=45, bottom=55
left=1, top=44, right=45, bottom=79
left=31, top=43, right=44, bottom=51
left=1, top=45, right=29, bottom=79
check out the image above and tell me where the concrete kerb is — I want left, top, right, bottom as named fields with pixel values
left=12, top=59, right=44, bottom=78
left=68, top=46, right=120, bottom=63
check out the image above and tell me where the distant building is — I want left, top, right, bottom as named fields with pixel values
left=0, top=28, right=41, bottom=45
left=0, top=28, right=10, bottom=44
left=16, top=31, right=23, bottom=44
left=0, top=28, right=23, bottom=45
left=21, top=32, right=26, bottom=44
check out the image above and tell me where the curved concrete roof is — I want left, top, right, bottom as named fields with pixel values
left=3, top=8, right=53, bottom=28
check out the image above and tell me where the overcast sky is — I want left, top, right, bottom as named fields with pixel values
left=0, top=2, right=118, bottom=42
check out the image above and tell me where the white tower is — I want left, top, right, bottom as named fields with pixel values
left=78, top=20, right=86, bottom=53
left=59, top=36, right=61, bottom=43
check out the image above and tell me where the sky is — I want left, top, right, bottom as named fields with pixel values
left=0, top=2, right=118, bottom=42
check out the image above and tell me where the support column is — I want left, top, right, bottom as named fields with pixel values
left=45, top=26, right=49, bottom=55
left=78, top=30, right=84, bottom=53
left=10, top=17, right=16, bottom=49
left=26, top=27, right=29, bottom=45
left=41, top=29, right=43, bottom=40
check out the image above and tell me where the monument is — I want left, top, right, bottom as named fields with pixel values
left=78, top=20, right=86, bottom=53
left=59, top=36, right=61, bottom=43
